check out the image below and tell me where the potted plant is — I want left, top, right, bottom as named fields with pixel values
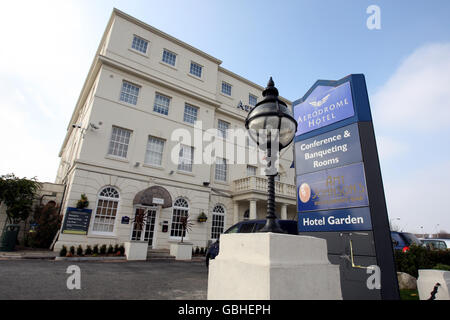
left=59, top=245, right=68, bottom=257
left=76, top=194, right=89, bottom=209
left=170, top=215, right=194, bottom=260
left=197, top=212, right=208, bottom=223
left=124, top=210, right=150, bottom=261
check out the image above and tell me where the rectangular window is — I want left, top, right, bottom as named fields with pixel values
left=183, top=104, right=198, bottom=124
left=189, top=62, right=202, bottom=78
left=145, top=136, right=165, bottom=166
left=120, top=81, right=140, bottom=105
left=221, top=82, right=232, bottom=96
left=217, top=120, right=230, bottom=139
left=108, top=126, right=132, bottom=158
left=211, top=214, right=225, bottom=240
left=247, top=165, right=257, bottom=176
left=153, top=93, right=170, bottom=115
left=170, top=208, right=188, bottom=238
left=93, top=199, right=118, bottom=233
left=215, top=158, right=227, bottom=182
left=178, top=144, right=194, bottom=172
left=162, top=49, right=176, bottom=66
left=131, top=35, right=148, bottom=54
left=249, top=94, right=258, bottom=107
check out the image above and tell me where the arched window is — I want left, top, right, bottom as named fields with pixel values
left=92, top=187, right=120, bottom=233
left=170, top=198, right=189, bottom=238
left=211, top=204, right=226, bottom=240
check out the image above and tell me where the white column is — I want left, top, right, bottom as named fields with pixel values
left=249, top=200, right=257, bottom=220
left=281, top=204, right=288, bottom=220
left=233, top=202, right=239, bottom=224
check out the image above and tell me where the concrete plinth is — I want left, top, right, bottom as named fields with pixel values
left=124, top=241, right=148, bottom=261
left=170, top=242, right=193, bottom=260
left=417, top=270, right=450, bottom=300
left=207, top=233, right=342, bottom=300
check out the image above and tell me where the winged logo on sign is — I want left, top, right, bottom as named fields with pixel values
left=309, top=94, right=331, bottom=107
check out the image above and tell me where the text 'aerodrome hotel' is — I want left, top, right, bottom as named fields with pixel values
left=54, top=9, right=297, bottom=252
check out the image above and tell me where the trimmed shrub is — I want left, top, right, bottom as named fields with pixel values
left=76, top=245, right=83, bottom=256
left=59, top=246, right=67, bottom=257
left=434, top=264, right=450, bottom=271
left=394, top=245, right=450, bottom=278
left=107, top=244, right=114, bottom=254
left=85, top=245, right=93, bottom=255
left=100, top=244, right=107, bottom=255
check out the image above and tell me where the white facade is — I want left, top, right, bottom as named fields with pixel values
left=54, top=9, right=297, bottom=253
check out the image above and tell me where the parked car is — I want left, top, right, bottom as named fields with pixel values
left=391, top=231, right=423, bottom=252
left=206, top=219, right=298, bottom=267
left=420, top=238, right=450, bottom=251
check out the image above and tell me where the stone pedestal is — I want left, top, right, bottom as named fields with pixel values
left=124, top=241, right=148, bottom=261
left=207, top=233, right=342, bottom=300
left=170, top=242, right=193, bottom=260
left=417, top=270, right=450, bottom=300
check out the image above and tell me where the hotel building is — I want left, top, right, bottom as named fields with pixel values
left=54, top=9, right=297, bottom=253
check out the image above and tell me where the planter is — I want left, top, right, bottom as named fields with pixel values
left=124, top=241, right=148, bottom=261
left=170, top=242, right=193, bottom=260
left=197, top=213, right=208, bottom=223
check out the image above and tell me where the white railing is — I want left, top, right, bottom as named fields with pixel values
left=233, top=176, right=296, bottom=199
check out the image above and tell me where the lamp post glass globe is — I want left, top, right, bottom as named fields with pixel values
left=245, top=77, right=297, bottom=233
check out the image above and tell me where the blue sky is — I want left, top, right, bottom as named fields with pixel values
left=0, top=0, right=449, bottom=234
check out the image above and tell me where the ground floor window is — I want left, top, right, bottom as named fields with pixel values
left=92, top=187, right=119, bottom=234
left=211, top=204, right=225, bottom=240
left=170, top=198, right=189, bottom=238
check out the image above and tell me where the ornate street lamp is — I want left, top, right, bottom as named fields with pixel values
left=245, top=77, right=297, bottom=233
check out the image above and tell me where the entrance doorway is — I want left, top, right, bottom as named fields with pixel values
left=131, top=206, right=157, bottom=247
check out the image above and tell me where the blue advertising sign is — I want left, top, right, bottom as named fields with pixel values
left=298, top=207, right=372, bottom=232
left=297, top=162, right=369, bottom=212
left=295, top=123, right=362, bottom=175
left=62, top=207, right=92, bottom=235
left=293, top=74, right=399, bottom=299
left=294, top=81, right=355, bottom=136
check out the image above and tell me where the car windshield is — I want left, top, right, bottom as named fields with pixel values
left=225, top=225, right=240, bottom=234
left=239, top=223, right=255, bottom=233
left=402, top=233, right=422, bottom=245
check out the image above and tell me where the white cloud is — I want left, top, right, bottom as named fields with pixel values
left=0, top=88, right=60, bottom=182
left=385, top=160, right=450, bottom=234
left=372, top=43, right=450, bottom=130
left=376, top=135, right=409, bottom=162
left=371, top=43, right=450, bottom=234
left=0, top=1, right=103, bottom=182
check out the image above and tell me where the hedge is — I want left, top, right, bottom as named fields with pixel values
left=394, top=245, right=450, bottom=278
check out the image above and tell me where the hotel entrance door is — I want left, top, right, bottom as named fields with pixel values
left=131, top=206, right=157, bottom=247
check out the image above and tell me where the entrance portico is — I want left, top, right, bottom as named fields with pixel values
left=232, top=176, right=297, bottom=223
left=132, top=186, right=172, bottom=250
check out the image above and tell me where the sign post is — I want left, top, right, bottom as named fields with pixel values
left=293, top=74, right=399, bottom=300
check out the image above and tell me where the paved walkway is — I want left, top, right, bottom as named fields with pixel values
left=0, top=248, right=206, bottom=262
left=0, top=259, right=208, bottom=299
left=0, top=249, right=57, bottom=260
